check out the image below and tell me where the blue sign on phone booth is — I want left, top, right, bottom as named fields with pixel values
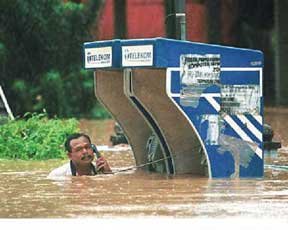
left=84, top=37, right=264, bottom=178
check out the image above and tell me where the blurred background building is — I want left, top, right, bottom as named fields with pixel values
left=73, top=0, right=287, bottom=107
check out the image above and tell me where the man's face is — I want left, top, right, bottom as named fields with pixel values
left=68, top=136, right=94, bottom=165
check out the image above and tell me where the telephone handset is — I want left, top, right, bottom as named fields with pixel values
left=91, top=144, right=101, bottom=159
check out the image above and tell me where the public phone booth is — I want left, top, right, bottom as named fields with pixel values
left=83, top=38, right=264, bottom=178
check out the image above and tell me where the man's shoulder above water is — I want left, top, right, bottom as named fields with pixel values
left=47, top=162, right=72, bottom=178
left=47, top=161, right=98, bottom=178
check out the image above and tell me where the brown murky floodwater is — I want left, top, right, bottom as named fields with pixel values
left=0, top=108, right=288, bottom=219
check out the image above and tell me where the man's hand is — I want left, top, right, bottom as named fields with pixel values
left=96, top=156, right=112, bottom=173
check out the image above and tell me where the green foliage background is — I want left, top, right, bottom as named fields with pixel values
left=0, top=113, right=79, bottom=159
left=0, top=0, right=110, bottom=119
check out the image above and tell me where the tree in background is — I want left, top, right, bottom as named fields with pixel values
left=0, top=0, right=109, bottom=119
left=205, top=0, right=275, bottom=105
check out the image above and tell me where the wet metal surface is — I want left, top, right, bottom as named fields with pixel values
left=0, top=108, right=288, bottom=218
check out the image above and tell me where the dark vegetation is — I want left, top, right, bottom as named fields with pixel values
left=0, top=0, right=110, bottom=119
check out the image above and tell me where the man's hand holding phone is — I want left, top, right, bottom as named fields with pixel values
left=96, top=156, right=112, bottom=173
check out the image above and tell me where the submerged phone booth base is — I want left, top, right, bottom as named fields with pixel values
left=83, top=38, right=264, bottom=178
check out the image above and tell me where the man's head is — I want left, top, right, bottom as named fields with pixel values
left=65, top=133, right=94, bottom=165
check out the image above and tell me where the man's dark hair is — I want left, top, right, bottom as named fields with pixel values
left=64, top=133, right=91, bottom=152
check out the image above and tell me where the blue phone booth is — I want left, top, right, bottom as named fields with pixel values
left=84, top=37, right=264, bottom=178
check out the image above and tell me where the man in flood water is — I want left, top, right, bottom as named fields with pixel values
left=48, top=133, right=111, bottom=177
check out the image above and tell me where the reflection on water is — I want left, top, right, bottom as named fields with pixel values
left=0, top=109, right=288, bottom=218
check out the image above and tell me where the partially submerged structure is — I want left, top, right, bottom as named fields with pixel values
left=83, top=37, right=264, bottom=178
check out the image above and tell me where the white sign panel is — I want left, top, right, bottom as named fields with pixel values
left=122, top=45, right=153, bottom=67
left=85, top=47, right=112, bottom=68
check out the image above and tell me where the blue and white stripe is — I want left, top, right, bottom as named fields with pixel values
left=166, top=67, right=263, bottom=159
